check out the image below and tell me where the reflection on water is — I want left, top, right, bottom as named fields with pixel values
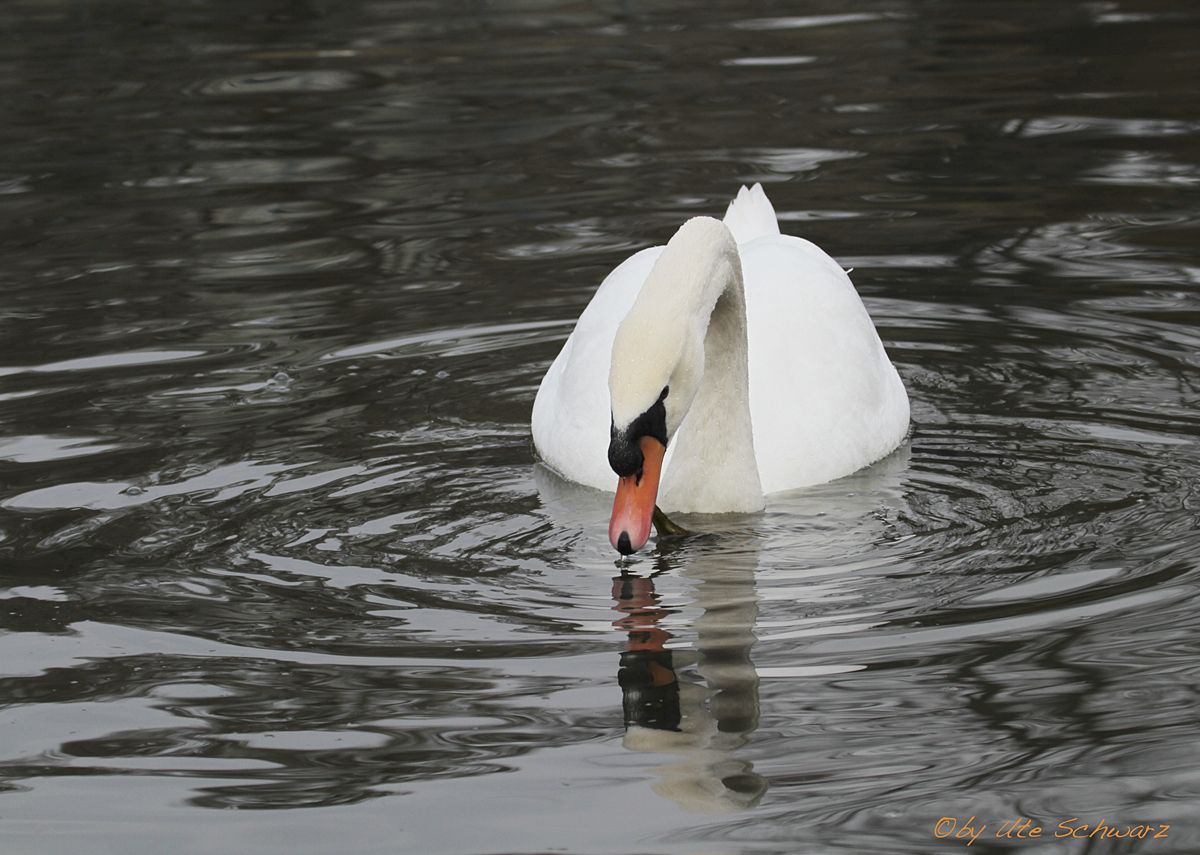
left=2, top=0, right=1200, bottom=853
left=614, top=545, right=766, bottom=815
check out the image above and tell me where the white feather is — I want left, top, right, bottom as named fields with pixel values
left=531, top=185, right=909, bottom=510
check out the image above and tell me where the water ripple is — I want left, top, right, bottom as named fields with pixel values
left=1, top=0, right=1199, bottom=850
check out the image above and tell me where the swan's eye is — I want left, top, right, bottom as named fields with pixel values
left=659, top=386, right=669, bottom=402
left=608, top=390, right=669, bottom=477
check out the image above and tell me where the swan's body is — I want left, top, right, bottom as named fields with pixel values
left=532, top=185, right=908, bottom=546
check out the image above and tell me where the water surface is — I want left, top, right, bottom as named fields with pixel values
left=2, top=1, right=1199, bottom=853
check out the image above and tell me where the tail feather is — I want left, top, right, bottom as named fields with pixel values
left=722, top=183, right=781, bottom=244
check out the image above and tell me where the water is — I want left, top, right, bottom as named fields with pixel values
left=1, top=1, right=1198, bottom=853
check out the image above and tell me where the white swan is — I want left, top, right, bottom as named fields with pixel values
left=531, top=184, right=909, bottom=553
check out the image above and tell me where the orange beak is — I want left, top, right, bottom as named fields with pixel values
left=609, top=436, right=666, bottom=555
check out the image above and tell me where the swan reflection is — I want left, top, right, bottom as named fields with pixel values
left=612, top=543, right=766, bottom=814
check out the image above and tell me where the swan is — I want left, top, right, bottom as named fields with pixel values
left=531, top=184, right=909, bottom=554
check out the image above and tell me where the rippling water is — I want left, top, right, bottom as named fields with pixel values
left=2, top=1, right=1199, bottom=853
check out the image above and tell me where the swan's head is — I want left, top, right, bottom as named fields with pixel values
left=606, top=218, right=729, bottom=554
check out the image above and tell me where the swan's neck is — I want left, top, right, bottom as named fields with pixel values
left=657, top=225, right=764, bottom=513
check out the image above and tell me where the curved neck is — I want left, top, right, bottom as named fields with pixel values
left=659, top=227, right=764, bottom=513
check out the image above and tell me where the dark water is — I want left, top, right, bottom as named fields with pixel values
left=2, top=1, right=1199, bottom=853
